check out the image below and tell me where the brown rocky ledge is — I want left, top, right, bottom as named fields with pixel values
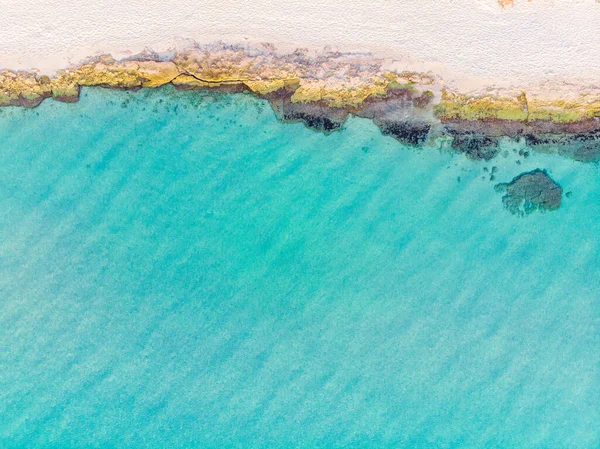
left=1, top=42, right=599, bottom=162
left=437, top=88, right=600, bottom=161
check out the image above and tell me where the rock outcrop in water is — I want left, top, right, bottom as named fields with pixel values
left=0, top=42, right=598, bottom=163
left=494, top=169, right=563, bottom=216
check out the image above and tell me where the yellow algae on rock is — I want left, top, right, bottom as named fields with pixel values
left=62, top=57, right=143, bottom=89
left=290, top=76, right=392, bottom=109
left=364, top=72, right=418, bottom=100
left=132, top=61, right=181, bottom=88
left=435, top=87, right=600, bottom=125
left=0, top=41, right=596, bottom=136
left=526, top=97, right=600, bottom=123
left=0, top=71, right=51, bottom=107
left=289, top=81, right=323, bottom=104
left=244, top=79, right=289, bottom=95
left=172, top=51, right=253, bottom=84
left=435, top=90, right=529, bottom=121
left=64, top=58, right=178, bottom=89
left=47, top=58, right=180, bottom=102
left=171, top=74, right=247, bottom=90
left=50, top=82, right=80, bottom=103
left=0, top=57, right=180, bottom=104
left=171, top=74, right=211, bottom=89
left=170, top=46, right=302, bottom=91
left=0, top=44, right=440, bottom=112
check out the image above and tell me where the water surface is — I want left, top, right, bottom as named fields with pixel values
left=1, top=87, right=599, bottom=448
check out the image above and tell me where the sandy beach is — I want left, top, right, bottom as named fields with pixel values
left=1, top=0, right=599, bottom=86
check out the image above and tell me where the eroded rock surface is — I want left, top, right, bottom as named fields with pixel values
left=0, top=42, right=599, bottom=163
left=495, top=169, right=563, bottom=216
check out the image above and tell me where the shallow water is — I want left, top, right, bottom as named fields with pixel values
left=1, top=86, right=599, bottom=448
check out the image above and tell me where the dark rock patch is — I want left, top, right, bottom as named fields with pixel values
left=524, top=131, right=600, bottom=162
left=282, top=111, right=343, bottom=132
left=494, top=169, right=562, bottom=216
left=450, top=133, right=499, bottom=161
left=265, top=90, right=348, bottom=133
left=376, top=120, right=431, bottom=146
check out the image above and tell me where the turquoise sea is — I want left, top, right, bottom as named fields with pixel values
left=1, top=86, right=599, bottom=448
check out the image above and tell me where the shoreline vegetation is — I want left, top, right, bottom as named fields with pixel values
left=1, top=42, right=599, bottom=163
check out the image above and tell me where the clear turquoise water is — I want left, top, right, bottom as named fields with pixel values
left=1, top=86, right=599, bottom=448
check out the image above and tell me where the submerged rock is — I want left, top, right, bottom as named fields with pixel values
left=525, top=131, right=600, bottom=162
left=449, top=132, right=500, bottom=161
left=265, top=89, right=349, bottom=133
left=495, top=169, right=562, bottom=216
left=376, top=120, right=431, bottom=146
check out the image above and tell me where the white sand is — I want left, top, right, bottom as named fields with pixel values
left=0, top=0, right=598, bottom=85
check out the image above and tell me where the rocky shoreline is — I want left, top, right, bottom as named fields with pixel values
left=1, top=42, right=598, bottom=163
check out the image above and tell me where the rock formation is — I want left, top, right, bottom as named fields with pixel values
left=495, top=169, right=563, bottom=215
left=0, top=42, right=598, bottom=163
